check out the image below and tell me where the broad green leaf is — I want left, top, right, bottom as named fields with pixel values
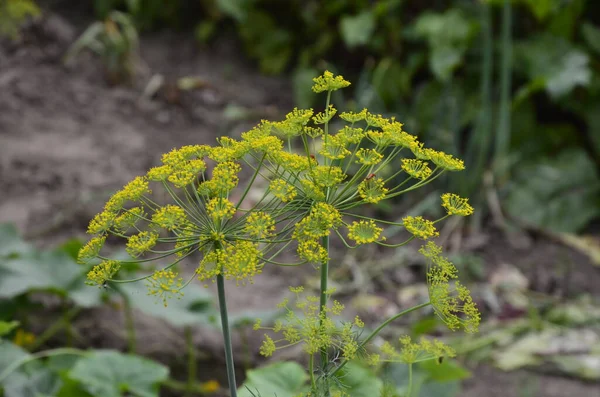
left=2, top=368, right=62, bottom=397
left=516, top=34, right=591, bottom=98
left=419, top=360, right=471, bottom=382
left=0, top=341, right=30, bottom=374
left=0, top=250, right=82, bottom=299
left=120, top=281, right=216, bottom=328
left=69, top=350, right=169, bottom=397
left=332, top=362, right=383, bottom=397
left=339, top=11, right=376, bottom=48
left=0, top=224, right=33, bottom=258
left=505, top=148, right=600, bottom=232
left=0, top=321, right=19, bottom=337
left=237, top=361, right=309, bottom=397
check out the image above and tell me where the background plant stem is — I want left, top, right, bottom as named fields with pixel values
left=319, top=234, right=330, bottom=396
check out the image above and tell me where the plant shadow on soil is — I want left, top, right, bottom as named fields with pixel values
left=1, top=6, right=599, bottom=397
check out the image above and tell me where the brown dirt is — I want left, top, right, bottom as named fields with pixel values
left=1, top=9, right=599, bottom=397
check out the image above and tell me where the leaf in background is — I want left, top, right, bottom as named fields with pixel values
left=522, top=0, right=555, bottom=21
left=0, top=341, right=30, bottom=374
left=515, top=34, right=591, bottom=98
left=2, top=368, right=62, bottom=397
left=216, top=0, right=254, bottom=22
left=419, top=360, right=471, bottom=382
left=0, top=224, right=33, bottom=258
left=551, top=355, right=600, bottom=380
left=332, top=362, right=383, bottom=397
left=69, top=350, right=169, bottom=397
left=0, top=250, right=82, bottom=299
left=339, top=11, right=376, bottom=49
left=504, top=148, right=600, bottom=233
left=120, top=281, right=216, bottom=328
left=582, top=23, right=600, bottom=55
left=237, top=361, right=309, bottom=397
left=0, top=320, right=19, bottom=337
left=414, top=10, right=476, bottom=81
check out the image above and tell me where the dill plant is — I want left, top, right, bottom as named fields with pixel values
left=79, top=71, right=480, bottom=396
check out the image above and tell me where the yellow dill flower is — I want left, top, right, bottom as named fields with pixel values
left=320, top=134, right=351, bottom=160
left=441, top=193, right=474, bottom=216
left=299, top=178, right=326, bottom=202
left=78, top=235, right=106, bottom=264
left=424, top=149, right=465, bottom=171
left=146, top=269, right=184, bottom=307
left=87, top=210, right=117, bottom=235
left=118, top=176, right=151, bottom=203
left=420, top=241, right=480, bottom=333
left=339, top=109, right=367, bottom=123
left=293, top=203, right=341, bottom=240
left=311, top=70, right=351, bottom=93
left=367, top=130, right=394, bottom=148
left=286, top=107, right=314, bottom=125
left=312, top=104, right=337, bottom=125
left=126, top=231, right=158, bottom=257
left=211, top=161, right=241, bottom=193
left=354, top=316, right=365, bottom=328
left=338, top=125, right=365, bottom=144
left=206, top=197, right=236, bottom=220
left=199, top=380, right=220, bottom=394
left=365, top=112, right=389, bottom=128
left=271, top=120, right=303, bottom=137
left=355, top=148, right=384, bottom=166
left=147, top=165, right=172, bottom=181
left=114, top=207, right=145, bottom=232
left=358, top=177, right=388, bottom=203
left=390, top=130, right=419, bottom=148
left=297, top=239, right=329, bottom=263
left=270, top=151, right=313, bottom=173
left=347, top=220, right=384, bottom=244
left=241, top=120, right=273, bottom=141
left=152, top=205, right=188, bottom=231
left=245, top=135, right=284, bottom=154
left=167, top=158, right=206, bottom=188
left=259, top=334, right=277, bottom=356
left=222, top=241, right=262, bottom=284
left=270, top=178, right=297, bottom=202
left=197, top=249, right=225, bottom=282
left=402, top=216, right=439, bottom=240
left=309, top=165, right=346, bottom=188
left=382, top=336, right=456, bottom=364
left=13, top=329, right=35, bottom=348
left=303, top=126, right=323, bottom=138
left=411, top=142, right=430, bottom=160
left=244, top=211, right=276, bottom=239
left=86, top=260, right=121, bottom=287
left=401, top=159, right=433, bottom=180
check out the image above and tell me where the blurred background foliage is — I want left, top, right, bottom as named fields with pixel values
left=87, top=0, right=600, bottom=234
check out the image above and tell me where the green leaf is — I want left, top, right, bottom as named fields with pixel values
left=0, top=341, right=30, bottom=374
left=120, top=281, right=215, bottom=328
left=216, top=0, right=253, bottom=21
left=2, top=368, right=62, bottom=397
left=505, top=148, right=600, bottom=232
left=582, top=23, right=600, bottom=55
left=332, top=362, right=383, bottom=397
left=0, top=224, right=33, bottom=258
left=419, top=360, right=471, bottom=382
left=414, top=10, right=476, bottom=81
left=0, top=321, right=19, bottom=337
left=522, top=0, right=555, bottom=21
left=237, top=361, right=309, bottom=397
left=516, top=34, right=591, bottom=98
left=339, top=11, right=376, bottom=48
left=0, top=250, right=82, bottom=299
left=68, top=350, right=169, bottom=397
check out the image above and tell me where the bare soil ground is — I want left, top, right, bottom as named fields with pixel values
left=0, top=8, right=599, bottom=397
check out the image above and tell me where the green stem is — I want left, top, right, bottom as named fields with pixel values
left=0, top=348, right=87, bottom=383
left=319, top=234, right=330, bottom=396
left=495, top=0, right=512, bottom=175
left=217, top=274, right=237, bottom=397
left=331, top=302, right=431, bottom=377
left=121, top=291, right=137, bottom=353
left=184, top=326, right=196, bottom=397
left=309, top=353, right=316, bottom=391
left=407, top=363, right=413, bottom=397
left=29, top=306, right=81, bottom=351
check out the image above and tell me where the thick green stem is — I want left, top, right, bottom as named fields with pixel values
left=217, top=274, right=237, bottom=397
left=331, top=302, right=431, bottom=377
left=121, top=291, right=137, bottom=353
left=319, top=235, right=330, bottom=396
left=407, top=363, right=413, bottom=397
